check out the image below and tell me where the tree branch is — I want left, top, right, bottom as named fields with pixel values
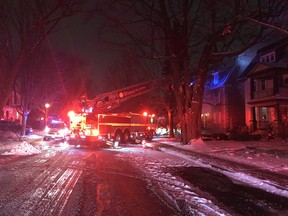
left=247, top=16, right=288, bottom=35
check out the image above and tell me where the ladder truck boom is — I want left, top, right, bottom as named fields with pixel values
left=81, top=79, right=161, bottom=114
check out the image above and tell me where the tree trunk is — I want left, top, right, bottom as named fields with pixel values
left=167, top=109, right=174, bottom=138
left=22, top=114, right=28, bottom=136
left=186, top=63, right=209, bottom=143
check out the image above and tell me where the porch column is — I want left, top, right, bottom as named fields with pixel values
left=250, top=78, right=254, bottom=99
left=273, top=104, right=283, bottom=138
left=250, top=106, right=257, bottom=132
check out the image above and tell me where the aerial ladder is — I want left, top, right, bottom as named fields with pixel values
left=79, top=79, right=161, bottom=113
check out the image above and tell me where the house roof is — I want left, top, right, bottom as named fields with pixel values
left=243, top=62, right=288, bottom=79
left=205, top=61, right=242, bottom=90
left=257, top=37, right=288, bottom=55
left=239, top=37, right=288, bottom=81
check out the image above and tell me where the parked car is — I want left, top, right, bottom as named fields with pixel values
left=43, top=121, right=69, bottom=141
left=0, top=120, right=33, bottom=135
left=25, top=125, right=33, bottom=135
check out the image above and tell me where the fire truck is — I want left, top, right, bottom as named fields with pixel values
left=67, top=80, right=161, bottom=147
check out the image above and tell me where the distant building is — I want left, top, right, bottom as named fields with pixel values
left=1, top=90, right=21, bottom=122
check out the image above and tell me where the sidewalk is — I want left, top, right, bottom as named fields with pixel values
left=153, top=137, right=288, bottom=175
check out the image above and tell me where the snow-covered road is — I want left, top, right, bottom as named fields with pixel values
left=1, top=133, right=288, bottom=215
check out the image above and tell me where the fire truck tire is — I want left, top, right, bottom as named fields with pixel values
left=115, top=130, right=122, bottom=143
left=146, top=130, right=154, bottom=141
left=122, top=130, right=130, bottom=143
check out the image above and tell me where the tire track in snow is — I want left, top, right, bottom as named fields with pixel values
left=0, top=152, right=83, bottom=215
left=16, top=159, right=83, bottom=215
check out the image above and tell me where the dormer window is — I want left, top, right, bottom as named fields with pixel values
left=260, top=51, right=276, bottom=63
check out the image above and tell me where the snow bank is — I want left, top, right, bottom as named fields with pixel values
left=2, top=141, right=41, bottom=155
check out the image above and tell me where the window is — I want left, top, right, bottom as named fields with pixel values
left=259, top=51, right=276, bottom=63
left=261, top=80, right=266, bottom=90
left=270, top=53, right=275, bottom=61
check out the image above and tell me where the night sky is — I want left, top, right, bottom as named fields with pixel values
left=48, top=12, right=122, bottom=93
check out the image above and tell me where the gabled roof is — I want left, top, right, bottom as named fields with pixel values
left=239, top=37, right=288, bottom=81
left=243, top=62, right=288, bottom=79
left=257, top=37, right=288, bottom=55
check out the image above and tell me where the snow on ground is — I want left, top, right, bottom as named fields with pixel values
left=157, top=137, right=288, bottom=173
left=158, top=145, right=288, bottom=198
left=113, top=147, right=228, bottom=215
left=2, top=141, right=41, bottom=155
left=155, top=138, right=288, bottom=197
left=1, top=131, right=288, bottom=214
left=0, top=131, right=42, bottom=155
left=112, top=137, right=288, bottom=214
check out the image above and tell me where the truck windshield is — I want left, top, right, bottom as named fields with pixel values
left=49, top=122, right=66, bottom=129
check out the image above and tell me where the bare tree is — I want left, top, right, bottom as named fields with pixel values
left=102, top=52, right=154, bottom=91
left=100, top=0, right=288, bottom=143
left=14, top=45, right=87, bottom=134
left=246, top=1, right=288, bottom=36
left=0, top=0, right=86, bottom=118
left=53, top=52, right=88, bottom=117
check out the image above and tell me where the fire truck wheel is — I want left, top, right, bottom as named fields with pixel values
left=122, top=130, right=130, bottom=143
left=115, top=131, right=122, bottom=143
left=146, top=131, right=154, bottom=141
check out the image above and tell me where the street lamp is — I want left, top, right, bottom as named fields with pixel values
left=45, top=103, right=50, bottom=126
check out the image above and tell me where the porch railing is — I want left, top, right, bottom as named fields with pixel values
left=253, top=87, right=288, bottom=99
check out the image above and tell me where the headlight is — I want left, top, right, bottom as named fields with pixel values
left=44, top=126, right=50, bottom=133
left=83, top=129, right=99, bottom=136
left=92, top=129, right=99, bottom=136
left=84, top=129, right=90, bottom=136
left=59, top=128, right=69, bottom=135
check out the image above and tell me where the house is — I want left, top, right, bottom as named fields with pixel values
left=1, top=90, right=21, bottom=122
left=202, top=60, right=246, bottom=133
left=240, top=37, right=288, bottom=138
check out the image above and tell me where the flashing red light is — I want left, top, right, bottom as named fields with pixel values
left=143, top=112, right=148, bottom=116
